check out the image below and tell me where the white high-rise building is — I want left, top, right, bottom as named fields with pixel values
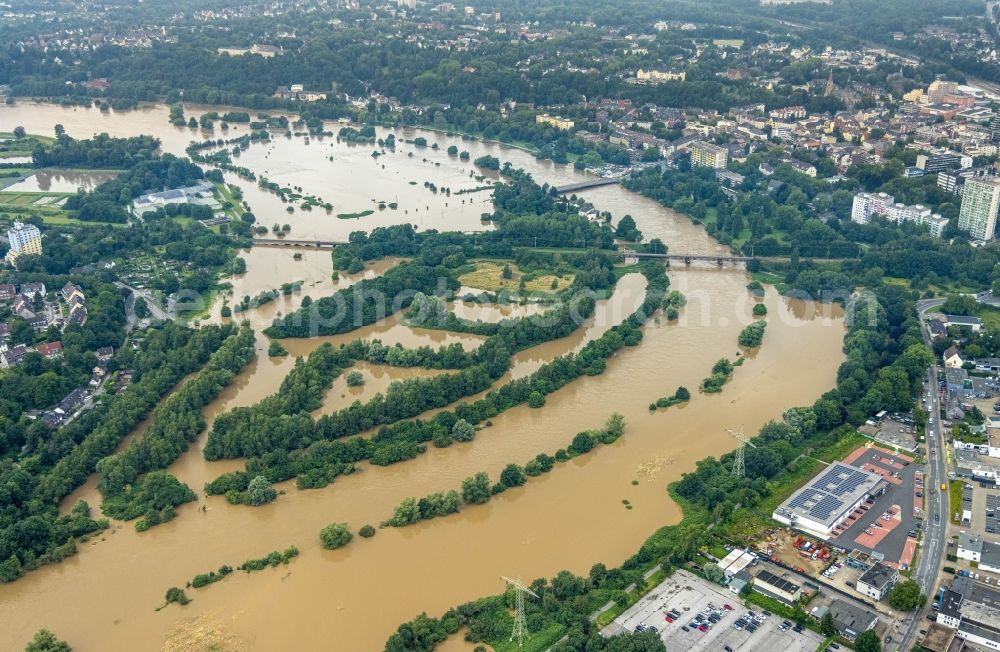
left=850, top=192, right=894, bottom=224
left=958, top=177, right=1000, bottom=241
left=6, top=221, right=42, bottom=264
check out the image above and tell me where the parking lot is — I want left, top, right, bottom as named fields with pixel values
left=835, top=445, right=922, bottom=568
left=603, top=570, right=825, bottom=652
left=968, top=484, right=1000, bottom=537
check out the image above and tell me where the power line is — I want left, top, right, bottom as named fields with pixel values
left=727, top=428, right=756, bottom=478
left=501, top=576, right=540, bottom=647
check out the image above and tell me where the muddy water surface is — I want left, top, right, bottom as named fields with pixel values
left=0, top=102, right=847, bottom=652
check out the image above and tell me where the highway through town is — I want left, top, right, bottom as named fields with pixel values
left=895, top=298, right=948, bottom=650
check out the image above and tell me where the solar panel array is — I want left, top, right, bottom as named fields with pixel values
left=756, top=570, right=800, bottom=594
left=779, top=462, right=881, bottom=525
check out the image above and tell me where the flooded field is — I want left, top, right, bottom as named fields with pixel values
left=0, top=101, right=847, bottom=652
left=3, top=168, right=118, bottom=192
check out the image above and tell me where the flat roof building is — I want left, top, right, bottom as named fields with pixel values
left=958, top=176, right=1000, bottom=241
left=6, top=221, right=42, bottom=264
left=690, top=140, right=728, bottom=170
left=772, top=461, right=887, bottom=538
left=936, top=576, right=1000, bottom=651
left=957, top=533, right=1000, bottom=574
left=751, top=569, right=801, bottom=605
left=856, top=562, right=898, bottom=601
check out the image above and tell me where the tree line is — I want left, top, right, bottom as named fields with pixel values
left=97, top=326, right=256, bottom=529
left=0, top=322, right=238, bottom=582
left=202, top=262, right=667, bottom=496
left=206, top=288, right=600, bottom=460
left=383, top=414, right=625, bottom=528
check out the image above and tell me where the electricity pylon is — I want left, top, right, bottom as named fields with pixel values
left=501, top=576, right=539, bottom=647
left=727, top=429, right=756, bottom=478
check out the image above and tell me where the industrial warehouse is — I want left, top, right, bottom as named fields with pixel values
left=772, top=462, right=888, bottom=538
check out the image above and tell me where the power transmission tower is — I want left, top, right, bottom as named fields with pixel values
left=501, top=576, right=540, bottom=648
left=727, top=429, right=756, bottom=478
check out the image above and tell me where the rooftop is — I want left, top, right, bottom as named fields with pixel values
left=919, top=622, right=956, bottom=652
left=754, top=569, right=800, bottom=595
left=951, top=575, right=1000, bottom=625
left=943, top=314, right=983, bottom=326
left=774, top=461, right=885, bottom=528
left=859, top=561, right=897, bottom=589
left=828, top=598, right=877, bottom=635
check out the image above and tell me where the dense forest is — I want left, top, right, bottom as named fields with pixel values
left=98, top=326, right=256, bottom=529
left=0, top=323, right=238, bottom=582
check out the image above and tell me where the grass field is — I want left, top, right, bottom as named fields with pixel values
left=950, top=479, right=964, bottom=523
left=0, top=131, right=56, bottom=145
left=459, top=261, right=573, bottom=293
left=883, top=276, right=979, bottom=295
left=976, top=304, right=1000, bottom=332
left=488, top=622, right=566, bottom=652
left=0, top=190, right=126, bottom=227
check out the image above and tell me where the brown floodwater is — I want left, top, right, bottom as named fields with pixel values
left=0, top=102, right=846, bottom=652
left=4, top=168, right=118, bottom=192
left=204, top=249, right=401, bottom=330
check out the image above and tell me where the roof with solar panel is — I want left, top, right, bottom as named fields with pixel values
left=773, top=461, right=885, bottom=529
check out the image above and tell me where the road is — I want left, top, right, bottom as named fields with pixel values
left=114, top=281, right=174, bottom=321
left=896, top=298, right=948, bottom=650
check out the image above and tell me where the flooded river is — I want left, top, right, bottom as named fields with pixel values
left=0, top=101, right=845, bottom=652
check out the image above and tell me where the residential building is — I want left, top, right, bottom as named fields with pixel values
left=716, top=169, right=745, bottom=188
left=772, top=461, right=887, bottom=538
left=21, top=282, right=45, bottom=298
left=534, top=114, right=575, bottom=130
left=0, top=283, right=14, bottom=300
left=6, top=221, right=42, bottom=264
left=856, top=562, right=898, bottom=601
left=36, top=341, right=62, bottom=360
left=851, top=192, right=894, bottom=224
left=782, top=158, right=817, bottom=177
left=769, top=106, right=806, bottom=120
left=0, top=344, right=28, bottom=368
left=635, top=69, right=686, bottom=83
left=690, top=141, right=728, bottom=169
left=61, top=282, right=84, bottom=305
left=928, top=80, right=959, bottom=104
left=851, top=191, right=947, bottom=235
left=938, top=168, right=974, bottom=194
left=826, top=599, right=878, bottom=642
left=55, top=388, right=87, bottom=416
left=95, top=346, right=114, bottom=362
left=917, top=152, right=969, bottom=173
left=936, top=576, right=1000, bottom=650
left=958, top=177, right=1000, bottom=241
left=943, top=345, right=970, bottom=369
left=945, top=367, right=974, bottom=395
left=68, top=304, right=88, bottom=325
